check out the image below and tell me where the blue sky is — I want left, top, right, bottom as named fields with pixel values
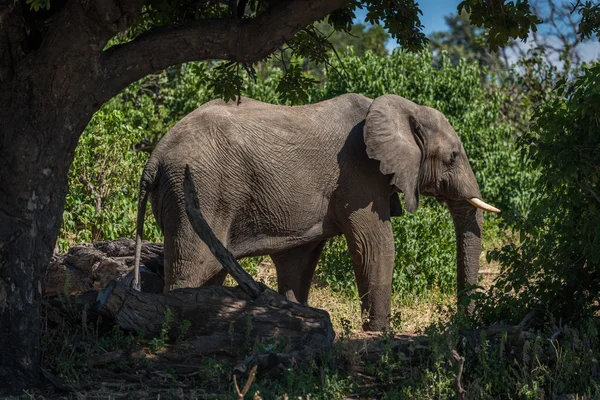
left=353, top=1, right=600, bottom=62
left=401, top=0, right=461, bottom=35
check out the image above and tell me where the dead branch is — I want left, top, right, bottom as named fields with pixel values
left=234, top=365, right=258, bottom=399
left=451, top=350, right=466, bottom=400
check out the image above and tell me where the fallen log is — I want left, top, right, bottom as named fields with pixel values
left=95, top=281, right=334, bottom=355
left=43, top=239, right=165, bottom=297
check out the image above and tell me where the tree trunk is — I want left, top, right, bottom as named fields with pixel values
left=0, top=61, right=97, bottom=389
left=0, top=114, right=75, bottom=390
left=0, top=5, right=119, bottom=386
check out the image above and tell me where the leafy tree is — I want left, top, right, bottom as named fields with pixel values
left=475, top=2, right=600, bottom=326
left=325, top=22, right=390, bottom=57
left=431, top=11, right=507, bottom=73
left=261, top=21, right=390, bottom=89
left=522, top=0, right=598, bottom=71
left=0, top=0, right=542, bottom=389
left=458, top=0, right=541, bottom=51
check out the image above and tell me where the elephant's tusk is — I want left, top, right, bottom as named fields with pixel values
left=467, top=198, right=501, bottom=213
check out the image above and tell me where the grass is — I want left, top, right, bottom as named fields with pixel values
left=29, top=253, right=600, bottom=399
left=234, top=256, right=458, bottom=335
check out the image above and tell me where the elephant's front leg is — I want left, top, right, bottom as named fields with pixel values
left=343, top=207, right=395, bottom=331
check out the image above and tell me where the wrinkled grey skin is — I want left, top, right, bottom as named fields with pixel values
left=135, top=94, right=486, bottom=331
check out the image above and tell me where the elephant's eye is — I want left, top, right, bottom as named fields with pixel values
left=447, top=151, right=459, bottom=165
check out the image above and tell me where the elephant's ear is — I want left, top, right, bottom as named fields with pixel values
left=364, top=95, right=424, bottom=213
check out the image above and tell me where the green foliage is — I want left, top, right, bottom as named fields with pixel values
left=316, top=202, right=456, bottom=298
left=102, top=0, right=425, bottom=106
left=208, top=61, right=244, bottom=104
left=578, top=1, right=600, bottom=40
left=363, top=0, right=426, bottom=51
left=324, top=23, right=391, bottom=58
left=430, top=11, right=506, bottom=74
left=461, top=320, right=600, bottom=398
left=150, top=307, right=174, bottom=352
left=59, top=105, right=159, bottom=250
left=252, top=318, right=600, bottom=398
left=262, top=21, right=390, bottom=92
left=276, top=64, right=319, bottom=104
left=25, top=0, right=50, bottom=11
left=481, top=62, right=600, bottom=323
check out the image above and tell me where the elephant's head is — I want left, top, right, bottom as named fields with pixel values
left=364, top=94, right=500, bottom=304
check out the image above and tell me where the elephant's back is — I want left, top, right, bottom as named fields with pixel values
left=152, top=93, right=373, bottom=172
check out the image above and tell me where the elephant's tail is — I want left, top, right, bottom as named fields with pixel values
left=133, top=158, right=160, bottom=291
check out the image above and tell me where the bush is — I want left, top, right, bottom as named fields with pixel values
left=60, top=104, right=158, bottom=250
left=480, top=62, right=600, bottom=323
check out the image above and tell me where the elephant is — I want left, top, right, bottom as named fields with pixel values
left=133, top=93, right=500, bottom=331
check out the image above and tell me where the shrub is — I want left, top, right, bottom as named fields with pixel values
left=480, top=62, right=600, bottom=323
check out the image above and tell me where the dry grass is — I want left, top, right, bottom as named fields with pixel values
left=229, top=257, right=458, bottom=336
left=310, top=285, right=456, bottom=335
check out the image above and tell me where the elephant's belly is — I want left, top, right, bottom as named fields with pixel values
left=228, top=220, right=337, bottom=258
left=221, top=186, right=338, bottom=257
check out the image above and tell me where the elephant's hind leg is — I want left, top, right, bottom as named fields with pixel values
left=163, top=218, right=228, bottom=291
left=270, top=240, right=326, bottom=304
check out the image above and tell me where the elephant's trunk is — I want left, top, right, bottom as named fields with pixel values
left=447, top=199, right=483, bottom=313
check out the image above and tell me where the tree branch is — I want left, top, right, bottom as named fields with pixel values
left=98, top=0, right=349, bottom=101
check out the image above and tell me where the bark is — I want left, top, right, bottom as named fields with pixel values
left=447, top=199, right=483, bottom=313
left=0, top=0, right=350, bottom=389
left=98, top=0, right=351, bottom=101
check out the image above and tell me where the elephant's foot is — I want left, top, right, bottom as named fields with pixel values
left=362, top=317, right=390, bottom=332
